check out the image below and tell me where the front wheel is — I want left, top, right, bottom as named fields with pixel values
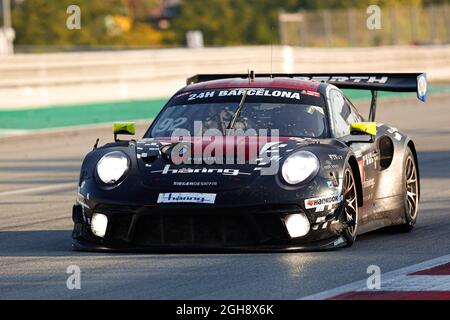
left=341, top=165, right=359, bottom=247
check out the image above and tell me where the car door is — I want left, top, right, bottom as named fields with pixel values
left=328, top=89, right=380, bottom=225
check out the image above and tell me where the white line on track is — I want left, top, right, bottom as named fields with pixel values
left=0, top=182, right=77, bottom=197
left=300, top=254, right=450, bottom=300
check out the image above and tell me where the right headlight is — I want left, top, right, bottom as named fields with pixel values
left=281, top=151, right=319, bottom=185
left=96, top=151, right=130, bottom=184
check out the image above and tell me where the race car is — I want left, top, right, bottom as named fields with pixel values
left=72, top=72, right=427, bottom=251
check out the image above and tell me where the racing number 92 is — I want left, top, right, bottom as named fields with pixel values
left=154, top=117, right=188, bottom=133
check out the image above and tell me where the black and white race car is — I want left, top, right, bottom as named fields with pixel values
left=72, top=72, right=427, bottom=251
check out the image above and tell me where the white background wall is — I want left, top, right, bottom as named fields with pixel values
left=0, top=45, right=449, bottom=109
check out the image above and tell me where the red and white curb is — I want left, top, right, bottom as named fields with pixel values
left=301, top=254, right=450, bottom=300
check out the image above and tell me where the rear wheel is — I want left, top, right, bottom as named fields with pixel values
left=397, top=148, right=419, bottom=232
left=342, top=165, right=358, bottom=247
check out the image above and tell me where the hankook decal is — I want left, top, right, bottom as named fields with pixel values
left=305, top=194, right=344, bottom=212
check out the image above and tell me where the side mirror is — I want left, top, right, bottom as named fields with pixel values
left=113, top=122, right=135, bottom=141
left=343, top=122, right=377, bottom=145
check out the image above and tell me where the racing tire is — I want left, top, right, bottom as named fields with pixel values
left=342, top=164, right=359, bottom=247
left=396, top=148, right=419, bottom=232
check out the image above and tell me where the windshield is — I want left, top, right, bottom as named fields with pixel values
left=147, top=88, right=328, bottom=138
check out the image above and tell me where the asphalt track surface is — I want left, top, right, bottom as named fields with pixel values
left=1, top=95, right=450, bottom=299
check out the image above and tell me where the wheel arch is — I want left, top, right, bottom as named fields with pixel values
left=347, top=155, right=364, bottom=208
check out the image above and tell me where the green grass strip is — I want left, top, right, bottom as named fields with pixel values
left=0, top=85, right=449, bottom=130
left=0, top=99, right=167, bottom=130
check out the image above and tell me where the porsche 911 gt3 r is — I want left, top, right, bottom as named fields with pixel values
left=72, top=72, right=427, bottom=251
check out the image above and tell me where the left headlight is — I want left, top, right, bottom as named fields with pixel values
left=96, top=151, right=130, bottom=184
left=281, top=151, right=319, bottom=185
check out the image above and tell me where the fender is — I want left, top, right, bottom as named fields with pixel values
left=372, top=124, right=412, bottom=225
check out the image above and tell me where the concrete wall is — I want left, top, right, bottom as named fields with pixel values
left=1, top=45, right=449, bottom=109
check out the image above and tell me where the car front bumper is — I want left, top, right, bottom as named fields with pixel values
left=72, top=202, right=349, bottom=252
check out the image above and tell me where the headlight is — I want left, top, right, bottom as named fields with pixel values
left=96, top=151, right=130, bottom=184
left=91, top=213, right=108, bottom=238
left=281, top=151, right=319, bottom=185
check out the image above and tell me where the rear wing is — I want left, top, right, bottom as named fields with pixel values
left=187, top=73, right=428, bottom=102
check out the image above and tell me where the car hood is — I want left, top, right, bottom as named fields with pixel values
left=134, top=136, right=321, bottom=192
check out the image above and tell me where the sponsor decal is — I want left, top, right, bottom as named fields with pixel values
left=312, top=220, right=331, bottom=230
left=323, top=160, right=339, bottom=170
left=394, top=132, right=402, bottom=141
left=316, top=216, right=327, bottom=223
left=186, top=88, right=306, bottom=101
left=173, top=181, right=218, bottom=187
left=387, top=127, right=403, bottom=141
left=302, top=90, right=321, bottom=98
left=328, top=154, right=343, bottom=161
left=148, top=164, right=254, bottom=176
left=188, top=91, right=216, bottom=101
left=157, top=192, right=216, bottom=204
left=296, top=76, right=388, bottom=84
left=363, top=178, right=376, bottom=189
left=153, top=164, right=247, bottom=176
left=305, top=193, right=343, bottom=212
left=363, top=151, right=379, bottom=169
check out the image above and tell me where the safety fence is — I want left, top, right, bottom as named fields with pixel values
left=279, top=5, right=450, bottom=47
